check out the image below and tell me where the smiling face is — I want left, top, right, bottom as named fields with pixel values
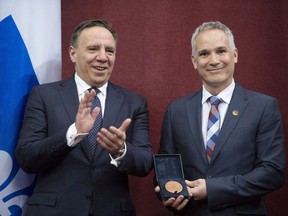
left=69, top=26, right=116, bottom=88
left=191, top=29, right=238, bottom=95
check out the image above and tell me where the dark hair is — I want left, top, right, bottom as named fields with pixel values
left=70, top=19, right=118, bottom=47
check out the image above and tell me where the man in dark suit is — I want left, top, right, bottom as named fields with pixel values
left=15, top=19, right=153, bottom=216
left=155, top=21, right=285, bottom=215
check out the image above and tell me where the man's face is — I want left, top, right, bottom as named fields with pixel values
left=191, top=29, right=238, bottom=94
left=69, top=26, right=116, bottom=87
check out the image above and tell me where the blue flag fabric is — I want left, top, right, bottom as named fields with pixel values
left=0, top=15, right=38, bottom=216
left=0, top=1, right=61, bottom=215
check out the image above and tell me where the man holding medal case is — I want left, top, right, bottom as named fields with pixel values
left=154, top=154, right=189, bottom=201
left=154, top=21, right=285, bottom=215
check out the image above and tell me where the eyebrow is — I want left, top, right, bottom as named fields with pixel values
left=198, top=46, right=228, bottom=53
left=197, top=49, right=208, bottom=54
left=106, top=46, right=116, bottom=51
left=86, top=44, right=116, bottom=50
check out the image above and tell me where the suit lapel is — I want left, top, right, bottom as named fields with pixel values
left=58, top=77, right=79, bottom=123
left=101, top=83, right=123, bottom=129
left=211, top=84, right=248, bottom=163
left=186, top=92, right=208, bottom=163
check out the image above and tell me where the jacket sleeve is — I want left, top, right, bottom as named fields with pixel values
left=116, top=96, right=154, bottom=177
left=15, top=86, right=72, bottom=173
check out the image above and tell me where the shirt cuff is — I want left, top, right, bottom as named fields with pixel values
left=109, top=143, right=127, bottom=167
left=66, top=123, right=88, bottom=147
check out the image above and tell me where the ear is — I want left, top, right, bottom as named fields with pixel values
left=191, top=55, right=197, bottom=69
left=233, top=48, right=238, bottom=63
left=69, top=46, right=76, bottom=63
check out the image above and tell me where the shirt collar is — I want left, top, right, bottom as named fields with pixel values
left=74, top=73, right=108, bottom=97
left=202, top=79, right=235, bottom=105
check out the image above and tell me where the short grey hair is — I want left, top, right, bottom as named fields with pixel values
left=191, top=21, right=236, bottom=56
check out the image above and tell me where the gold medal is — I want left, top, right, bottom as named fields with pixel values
left=165, top=181, right=183, bottom=193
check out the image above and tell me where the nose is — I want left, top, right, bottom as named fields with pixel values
left=96, top=49, right=108, bottom=62
left=209, top=53, right=220, bottom=65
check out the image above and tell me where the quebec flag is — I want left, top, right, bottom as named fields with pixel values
left=0, top=1, right=61, bottom=215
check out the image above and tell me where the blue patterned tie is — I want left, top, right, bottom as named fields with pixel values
left=206, top=96, right=222, bottom=163
left=87, top=88, right=102, bottom=157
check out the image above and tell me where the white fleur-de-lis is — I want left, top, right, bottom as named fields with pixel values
left=0, top=150, right=35, bottom=216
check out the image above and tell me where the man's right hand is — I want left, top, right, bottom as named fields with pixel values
left=75, top=89, right=100, bottom=133
left=154, top=185, right=190, bottom=211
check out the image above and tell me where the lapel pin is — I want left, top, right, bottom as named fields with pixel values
left=232, top=110, right=239, bottom=116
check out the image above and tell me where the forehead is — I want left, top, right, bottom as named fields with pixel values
left=78, top=26, right=116, bottom=46
left=195, top=29, right=229, bottom=51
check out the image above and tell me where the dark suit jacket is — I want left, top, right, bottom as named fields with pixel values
left=159, top=83, right=285, bottom=216
left=15, top=76, right=153, bottom=216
